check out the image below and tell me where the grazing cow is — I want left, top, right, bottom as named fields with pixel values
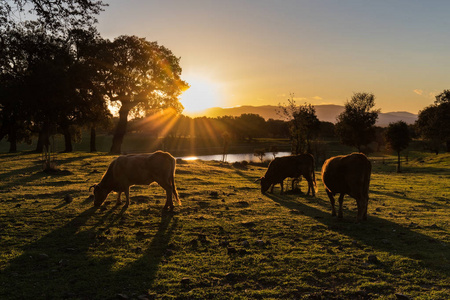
left=321, top=153, right=371, bottom=222
left=258, top=154, right=317, bottom=196
left=89, top=151, right=180, bottom=210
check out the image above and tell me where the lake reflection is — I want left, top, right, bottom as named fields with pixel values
left=178, top=152, right=291, bottom=163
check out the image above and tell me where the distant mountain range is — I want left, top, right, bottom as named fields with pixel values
left=191, top=104, right=417, bottom=127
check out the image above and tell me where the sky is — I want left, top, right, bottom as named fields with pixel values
left=96, top=0, right=450, bottom=115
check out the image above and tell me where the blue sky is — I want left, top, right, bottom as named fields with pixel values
left=97, top=0, right=450, bottom=114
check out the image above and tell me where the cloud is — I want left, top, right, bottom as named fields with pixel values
left=312, top=96, right=323, bottom=100
left=413, top=89, right=423, bottom=96
left=413, top=89, right=438, bottom=99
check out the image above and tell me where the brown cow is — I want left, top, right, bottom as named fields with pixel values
left=258, top=154, right=317, bottom=196
left=89, top=151, right=180, bottom=210
left=321, top=153, right=371, bottom=221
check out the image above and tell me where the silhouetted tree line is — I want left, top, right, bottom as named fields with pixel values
left=0, top=1, right=187, bottom=153
left=127, top=111, right=335, bottom=142
left=1, top=1, right=448, bottom=155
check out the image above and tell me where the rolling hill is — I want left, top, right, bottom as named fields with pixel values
left=192, top=104, right=417, bottom=127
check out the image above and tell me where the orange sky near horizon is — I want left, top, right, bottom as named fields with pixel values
left=97, top=1, right=450, bottom=116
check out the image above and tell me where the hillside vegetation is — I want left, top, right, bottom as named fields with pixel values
left=0, top=152, right=448, bottom=299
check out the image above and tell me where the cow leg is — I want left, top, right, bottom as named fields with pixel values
left=116, top=192, right=122, bottom=205
left=338, top=193, right=345, bottom=218
left=124, top=188, right=130, bottom=207
left=304, top=175, right=314, bottom=197
left=270, top=184, right=275, bottom=194
left=160, top=181, right=174, bottom=211
left=166, top=188, right=174, bottom=211
left=326, top=190, right=336, bottom=217
left=310, top=178, right=315, bottom=197
left=357, top=197, right=368, bottom=222
left=363, top=198, right=368, bottom=220
left=280, top=181, right=284, bottom=194
left=292, top=177, right=302, bottom=193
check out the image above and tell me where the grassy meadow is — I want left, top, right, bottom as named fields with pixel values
left=0, top=150, right=449, bottom=299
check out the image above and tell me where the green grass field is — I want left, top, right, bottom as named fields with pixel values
left=0, top=151, right=448, bottom=299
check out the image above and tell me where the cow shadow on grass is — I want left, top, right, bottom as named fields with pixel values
left=0, top=205, right=177, bottom=299
left=370, top=189, right=449, bottom=208
left=0, top=153, right=99, bottom=190
left=265, top=193, right=450, bottom=275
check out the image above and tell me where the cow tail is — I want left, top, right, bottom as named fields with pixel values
left=312, top=158, right=318, bottom=193
left=313, top=169, right=318, bottom=193
left=172, top=167, right=181, bottom=206
left=364, top=159, right=372, bottom=200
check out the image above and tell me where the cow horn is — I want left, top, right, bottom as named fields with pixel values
left=89, top=184, right=97, bottom=192
left=254, top=177, right=262, bottom=183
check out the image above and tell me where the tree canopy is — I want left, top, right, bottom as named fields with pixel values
left=1, top=0, right=106, bottom=32
left=416, top=89, right=450, bottom=153
left=98, top=35, right=189, bottom=153
left=385, top=121, right=411, bottom=172
left=335, top=92, right=379, bottom=152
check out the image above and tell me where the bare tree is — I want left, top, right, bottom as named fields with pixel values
left=278, top=94, right=320, bottom=154
left=254, top=148, right=266, bottom=163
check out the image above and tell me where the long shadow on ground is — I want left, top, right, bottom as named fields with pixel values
left=265, top=193, right=450, bottom=276
left=0, top=154, right=100, bottom=189
left=0, top=206, right=177, bottom=299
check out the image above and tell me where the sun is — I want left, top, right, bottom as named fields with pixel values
left=180, top=75, right=223, bottom=114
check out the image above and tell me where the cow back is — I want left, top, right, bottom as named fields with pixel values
left=265, top=154, right=314, bottom=183
left=108, top=151, right=175, bottom=189
left=322, top=153, right=371, bottom=197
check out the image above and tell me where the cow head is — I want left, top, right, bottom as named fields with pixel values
left=89, top=184, right=108, bottom=207
left=259, top=177, right=271, bottom=194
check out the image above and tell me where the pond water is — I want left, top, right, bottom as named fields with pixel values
left=177, top=152, right=291, bottom=163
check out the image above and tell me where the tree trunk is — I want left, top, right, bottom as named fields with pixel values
left=8, top=132, right=17, bottom=153
left=8, top=121, right=17, bottom=153
left=62, top=126, right=73, bottom=152
left=110, top=107, right=129, bottom=154
left=396, top=151, right=401, bottom=173
left=90, top=126, right=97, bottom=152
left=36, top=131, right=44, bottom=153
left=35, top=126, right=50, bottom=153
left=0, top=123, right=8, bottom=143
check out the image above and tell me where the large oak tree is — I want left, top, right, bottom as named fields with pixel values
left=98, top=35, right=188, bottom=154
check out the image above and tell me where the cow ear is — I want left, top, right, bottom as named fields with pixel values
left=89, top=184, right=97, bottom=192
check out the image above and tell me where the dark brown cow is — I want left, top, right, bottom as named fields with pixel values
left=89, top=151, right=180, bottom=210
left=258, top=154, right=317, bottom=196
left=321, top=153, right=371, bottom=221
